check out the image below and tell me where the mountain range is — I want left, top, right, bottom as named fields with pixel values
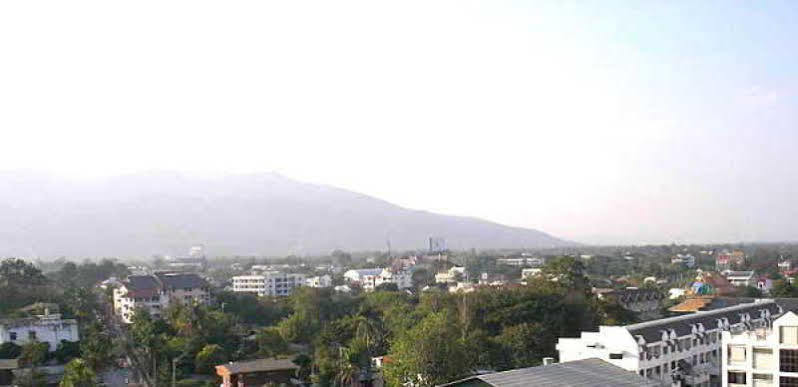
left=0, top=172, right=571, bottom=257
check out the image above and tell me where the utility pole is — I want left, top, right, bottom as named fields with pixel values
left=172, top=353, right=187, bottom=387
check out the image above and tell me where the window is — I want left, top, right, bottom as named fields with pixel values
left=753, top=373, right=772, bottom=383
left=782, top=376, right=798, bottom=387
left=728, top=372, right=746, bottom=384
left=9, top=332, right=17, bottom=341
left=609, top=353, right=623, bottom=360
left=754, top=348, right=774, bottom=369
left=730, top=345, right=747, bottom=364
left=781, top=350, right=798, bottom=372
left=782, top=326, right=798, bottom=345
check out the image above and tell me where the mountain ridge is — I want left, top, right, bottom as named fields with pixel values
left=0, top=171, right=572, bottom=257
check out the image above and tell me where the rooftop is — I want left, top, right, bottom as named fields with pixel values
left=626, top=300, right=780, bottom=342
left=216, top=358, right=298, bottom=375
left=439, top=358, right=663, bottom=387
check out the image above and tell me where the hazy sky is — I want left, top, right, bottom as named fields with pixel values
left=1, top=1, right=797, bottom=245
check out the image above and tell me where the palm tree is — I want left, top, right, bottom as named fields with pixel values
left=60, top=358, right=96, bottom=387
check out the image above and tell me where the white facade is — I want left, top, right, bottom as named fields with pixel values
left=113, top=286, right=167, bottom=323
left=435, top=266, right=466, bottom=284
left=113, top=273, right=211, bottom=324
left=376, top=269, right=413, bottom=290
left=0, top=313, right=79, bottom=352
left=496, top=257, right=545, bottom=267
left=722, top=311, right=798, bottom=387
left=231, top=272, right=306, bottom=297
left=521, top=268, right=542, bottom=279
left=305, top=274, right=332, bottom=288
left=344, top=269, right=383, bottom=291
left=557, top=301, right=782, bottom=387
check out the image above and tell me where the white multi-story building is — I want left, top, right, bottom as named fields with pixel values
left=721, top=309, right=798, bottom=387
left=0, top=311, right=79, bottom=352
left=113, top=273, right=211, bottom=324
left=344, top=268, right=384, bottom=291
left=376, top=268, right=413, bottom=290
left=496, top=257, right=545, bottom=267
left=305, top=274, right=332, bottom=288
left=231, top=272, right=306, bottom=297
left=344, top=268, right=412, bottom=291
left=435, top=267, right=466, bottom=284
left=557, top=300, right=784, bottom=387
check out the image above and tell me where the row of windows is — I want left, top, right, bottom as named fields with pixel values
left=641, top=333, right=718, bottom=360
left=7, top=331, right=37, bottom=341
left=639, top=350, right=718, bottom=378
left=728, top=372, right=798, bottom=386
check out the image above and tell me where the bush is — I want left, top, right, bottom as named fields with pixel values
left=54, top=340, right=81, bottom=363
left=0, top=342, right=21, bottom=359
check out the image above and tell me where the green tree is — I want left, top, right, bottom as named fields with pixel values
left=80, top=322, right=113, bottom=371
left=194, top=344, right=226, bottom=374
left=256, top=328, right=289, bottom=358
left=60, top=358, right=96, bottom=387
left=384, top=310, right=470, bottom=387
left=19, top=341, right=49, bottom=387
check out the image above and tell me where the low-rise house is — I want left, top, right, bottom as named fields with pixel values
left=305, top=274, right=332, bottom=288
left=113, top=272, right=211, bottom=324
left=779, top=260, right=792, bottom=273
left=723, top=271, right=756, bottom=288
left=0, top=310, right=78, bottom=352
left=557, top=300, right=783, bottom=386
left=216, top=358, right=299, bottom=387
left=595, top=288, right=665, bottom=320
left=232, top=272, right=305, bottom=297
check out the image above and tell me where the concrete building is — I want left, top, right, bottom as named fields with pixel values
left=305, top=274, right=332, bottom=288
left=376, top=268, right=413, bottom=290
left=0, top=311, right=79, bottom=352
left=496, top=257, right=545, bottom=267
left=557, top=300, right=783, bottom=386
left=721, top=309, right=798, bottom=387
left=435, top=266, right=466, bottom=284
left=344, top=268, right=384, bottom=291
left=113, top=272, right=211, bottom=324
left=231, top=272, right=306, bottom=297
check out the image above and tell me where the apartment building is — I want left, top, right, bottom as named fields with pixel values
left=113, top=272, right=211, bottom=323
left=722, top=309, right=798, bottom=387
left=0, top=310, right=79, bottom=351
left=231, top=272, right=306, bottom=296
left=344, top=268, right=413, bottom=291
left=557, top=300, right=783, bottom=386
left=305, top=274, right=332, bottom=288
